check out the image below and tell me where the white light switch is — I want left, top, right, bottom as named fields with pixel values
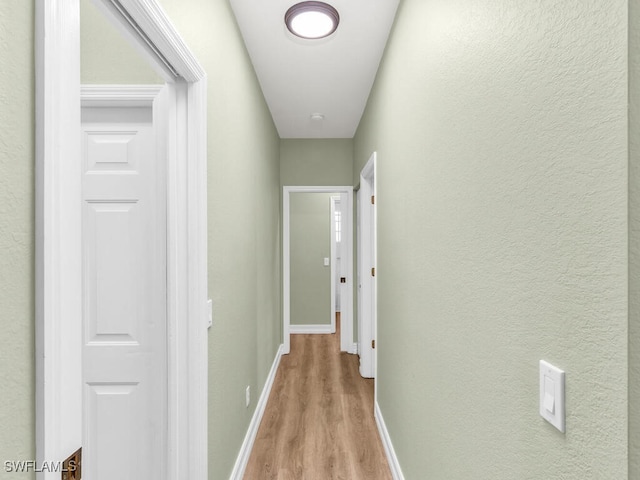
left=207, top=299, right=213, bottom=329
left=324, top=257, right=330, bottom=266
left=539, top=360, right=565, bottom=432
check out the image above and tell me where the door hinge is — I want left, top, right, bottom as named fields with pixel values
left=371, top=195, right=375, bottom=205
left=372, top=339, right=375, bottom=349
left=371, top=267, right=375, bottom=277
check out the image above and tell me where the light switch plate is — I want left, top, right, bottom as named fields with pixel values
left=539, top=360, right=565, bottom=432
left=207, top=299, right=213, bottom=329
left=324, top=257, right=330, bottom=266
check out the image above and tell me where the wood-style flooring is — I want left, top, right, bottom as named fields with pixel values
left=243, top=317, right=392, bottom=480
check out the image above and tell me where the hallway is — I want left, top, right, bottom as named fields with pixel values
left=4, top=1, right=635, bottom=478
left=243, top=319, right=392, bottom=479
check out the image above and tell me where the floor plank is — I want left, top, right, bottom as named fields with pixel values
left=243, top=319, right=392, bottom=480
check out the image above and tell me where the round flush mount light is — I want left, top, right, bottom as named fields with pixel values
left=285, top=1, right=340, bottom=40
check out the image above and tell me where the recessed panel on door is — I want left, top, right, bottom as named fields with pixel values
left=85, top=201, right=140, bottom=344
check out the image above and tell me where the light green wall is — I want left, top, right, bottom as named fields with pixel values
left=80, top=0, right=163, bottom=84
left=280, top=139, right=353, bottom=186
left=290, top=193, right=333, bottom=326
left=0, top=2, right=35, bottom=478
left=355, top=0, right=628, bottom=478
left=630, top=0, right=640, bottom=476
left=155, top=1, right=281, bottom=478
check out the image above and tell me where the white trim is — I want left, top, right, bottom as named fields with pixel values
left=356, top=188, right=362, bottom=357
left=36, top=2, right=208, bottom=479
left=375, top=402, right=405, bottom=480
left=282, top=186, right=354, bottom=355
left=229, top=345, right=284, bottom=480
left=330, top=195, right=338, bottom=333
left=185, top=76, right=209, bottom=480
left=80, top=84, right=163, bottom=107
left=349, top=343, right=358, bottom=355
left=108, top=0, right=205, bottom=82
left=36, top=0, right=83, bottom=467
left=87, top=0, right=205, bottom=82
left=358, top=153, right=377, bottom=379
left=290, top=324, right=334, bottom=334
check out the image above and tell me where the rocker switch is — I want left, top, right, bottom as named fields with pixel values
left=539, top=360, right=565, bottom=433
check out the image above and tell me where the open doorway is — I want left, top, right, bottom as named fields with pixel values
left=282, top=186, right=354, bottom=355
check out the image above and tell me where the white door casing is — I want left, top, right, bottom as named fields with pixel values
left=36, top=2, right=208, bottom=479
left=356, top=189, right=362, bottom=356
left=81, top=95, right=167, bottom=479
left=358, top=153, right=377, bottom=379
left=330, top=195, right=339, bottom=333
left=283, top=186, right=354, bottom=355
left=331, top=193, right=352, bottom=348
left=338, top=192, right=350, bottom=350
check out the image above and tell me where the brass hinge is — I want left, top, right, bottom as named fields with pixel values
left=371, top=195, right=375, bottom=205
left=372, top=339, right=375, bottom=349
left=371, top=267, right=375, bottom=277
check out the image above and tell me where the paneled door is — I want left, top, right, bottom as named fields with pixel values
left=81, top=103, right=167, bottom=479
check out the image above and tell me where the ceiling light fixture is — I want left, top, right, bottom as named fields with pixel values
left=285, top=1, right=340, bottom=40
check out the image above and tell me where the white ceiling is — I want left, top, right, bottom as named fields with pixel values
left=229, top=0, right=399, bottom=139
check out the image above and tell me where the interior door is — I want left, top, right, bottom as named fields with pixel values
left=81, top=103, right=167, bottom=479
left=358, top=154, right=376, bottom=379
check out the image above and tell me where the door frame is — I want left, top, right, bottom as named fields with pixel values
left=283, top=186, right=354, bottom=355
left=35, top=1, right=208, bottom=479
left=330, top=195, right=340, bottom=335
left=80, top=83, right=168, bottom=477
left=358, top=152, right=377, bottom=378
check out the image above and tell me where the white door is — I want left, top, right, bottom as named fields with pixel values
left=358, top=153, right=377, bottom=378
left=81, top=103, right=167, bottom=479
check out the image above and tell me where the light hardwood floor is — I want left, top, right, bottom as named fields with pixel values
left=243, top=317, right=392, bottom=480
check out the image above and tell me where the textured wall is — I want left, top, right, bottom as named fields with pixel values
left=630, top=0, right=640, bottom=476
left=80, top=0, right=163, bottom=84
left=0, top=2, right=35, bottom=479
left=355, top=0, right=628, bottom=478
left=290, top=193, right=333, bottom=326
left=155, top=1, right=281, bottom=478
left=280, top=139, right=353, bottom=186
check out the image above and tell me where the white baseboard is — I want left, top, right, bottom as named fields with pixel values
left=375, top=402, right=405, bottom=480
left=229, top=344, right=284, bottom=480
left=289, top=324, right=332, bottom=334
left=348, top=342, right=358, bottom=354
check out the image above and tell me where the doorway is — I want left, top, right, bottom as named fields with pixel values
left=283, top=186, right=354, bottom=355
left=36, top=1, right=208, bottom=477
